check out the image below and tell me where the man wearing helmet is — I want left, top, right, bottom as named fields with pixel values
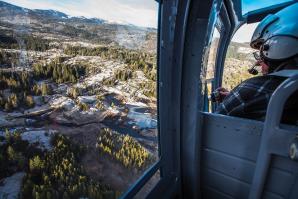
left=215, top=3, right=298, bottom=124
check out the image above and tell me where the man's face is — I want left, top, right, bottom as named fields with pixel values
left=259, top=61, right=269, bottom=75
left=253, top=51, right=270, bottom=75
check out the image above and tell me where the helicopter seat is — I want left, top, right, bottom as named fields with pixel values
left=200, top=73, right=298, bottom=199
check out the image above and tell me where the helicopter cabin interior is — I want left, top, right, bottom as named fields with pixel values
left=1, top=0, right=298, bottom=198
left=121, top=0, right=298, bottom=198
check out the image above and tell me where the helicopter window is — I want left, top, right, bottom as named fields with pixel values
left=222, top=23, right=258, bottom=91
left=241, top=0, right=294, bottom=15
left=0, top=0, right=159, bottom=198
left=204, top=27, right=221, bottom=112
left=206, top=27, right=220, bottom=80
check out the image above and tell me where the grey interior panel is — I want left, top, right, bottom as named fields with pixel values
left=200, top=113, right=298, bottom=199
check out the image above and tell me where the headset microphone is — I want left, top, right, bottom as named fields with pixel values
left=248, top=65, right=258, bottom=75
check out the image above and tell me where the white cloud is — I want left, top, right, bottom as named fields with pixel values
left=3, top=0, right=158, bottom=28
left=79, top=0, right=158, bottom=27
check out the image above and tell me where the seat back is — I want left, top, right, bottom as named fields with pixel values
left=200, top=113, right=298, bottom=199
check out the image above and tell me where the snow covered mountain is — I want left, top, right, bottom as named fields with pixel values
left=0, top=0, right=157, bottom=52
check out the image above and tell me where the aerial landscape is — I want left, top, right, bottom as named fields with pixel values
left=0, top=0, right=256, bottom=198
left=0, top=1, right=158, bottom=198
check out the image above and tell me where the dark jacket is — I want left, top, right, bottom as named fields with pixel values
left=216, top=75, right=298, bottom=124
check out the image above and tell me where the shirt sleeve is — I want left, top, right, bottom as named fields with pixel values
left=215, top=76, right=282, bottom=120
left=215, top=84, right=247, bottom=115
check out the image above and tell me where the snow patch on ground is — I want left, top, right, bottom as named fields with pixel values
left=21, top=130, right=55, bottom=150
left=89, top=107, right=100, bottom=112
left=107, top=107, right=120, bottom=114
left=0, top=112, right=25, bottom=129
left=0, top=113, right=8, bottom=124
left=4, top=111, right=23, bottom=118
left=0, top=172, right=25, bottom=199
left=63, top=41, right=104, bottom=48
left=126, top=101, right=148, bottom=107
left=127, top=106, right=157, bottom=129
left=55, top=83, right=68, bottom=94
left=104, top=87, right=125, bottom=96
left=24, top=104, right=50, bottom=114
left=237, top=46, right=255, bottom=54
left=50, top=96, right=75, bottom=111
left=134, top=70, right=147, bottom=81
left=78, top=95, right=97, bottom=104
left=84, top=61, right=123, bottom=86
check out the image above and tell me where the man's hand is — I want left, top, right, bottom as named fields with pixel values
left=210, top=87, right=230, bottom=103
left=217, top=87, right=230, bottom=102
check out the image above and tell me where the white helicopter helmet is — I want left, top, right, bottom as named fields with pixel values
left=250, top=2, right=298, bottom=61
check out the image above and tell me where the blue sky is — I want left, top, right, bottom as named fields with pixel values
left=242, top=0, right=292, bottom=14
left=237, top=0, right=293, bottom=42
left=3, top=0, right=158, bottom=28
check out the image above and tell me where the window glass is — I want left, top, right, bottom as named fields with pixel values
left=206, top=27, right=220, bottom=80
left=222, top=23, right=258, bottom=90
left=0, top=0, right=159, bottom=198
left=204, top=27, right=220, bottom=112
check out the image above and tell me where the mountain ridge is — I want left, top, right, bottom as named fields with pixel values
left=0, top=0, right=157, bottom=52
left=0, top=0, right=156, bottom=29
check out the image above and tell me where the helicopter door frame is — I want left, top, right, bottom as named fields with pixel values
left=214, top=3, right=232, bottom=93
left=179, top=0, right=224, bottom=198
left=210, top=2, right=232, bottom=112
